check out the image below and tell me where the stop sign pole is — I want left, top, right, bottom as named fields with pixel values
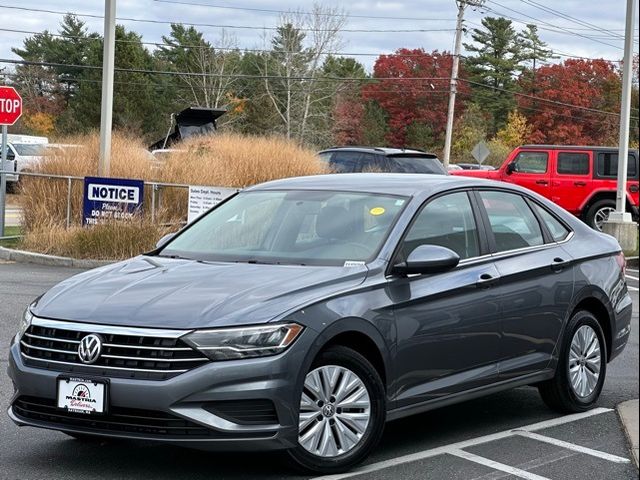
left=0, top=86, right=23, bottom=237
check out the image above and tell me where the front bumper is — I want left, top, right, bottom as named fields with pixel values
left=7, top=333, right=312, bottom=451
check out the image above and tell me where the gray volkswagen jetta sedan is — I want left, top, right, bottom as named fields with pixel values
left=8, top=174, right=632, bottom=473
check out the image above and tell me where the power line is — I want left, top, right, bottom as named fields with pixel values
left=2, top=58, right=635, bottom=120
left=518, top=0, right=631, bottom=42
left=152, top=0, right=456, bottom=22
left=0, top=58, right=450, bottom=83
left=459, top=78, right=639, bottom=120
left=0, top=5, right=456, bottom=34
left=0, top=27, right=454, bottom=59
left=481, top=0, right=624, bottom=49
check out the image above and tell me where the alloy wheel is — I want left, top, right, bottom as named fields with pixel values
left=594, top=206, right=615, bottom=231
left=298, top=365, right=371, bottom=457
left=568, top=325, right=602, bottom=398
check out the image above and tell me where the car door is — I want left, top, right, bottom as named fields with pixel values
left=503, top=149, right=551, bottom=197
left=389, top=191, right=502, bottom=408
left=475, top=189, right=574, bottom=380
left=551, top=149, right=593, bottom=214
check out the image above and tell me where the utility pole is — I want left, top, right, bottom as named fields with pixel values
left=609, top=0, right=636, bottom=223
left=443, top=0, right=483, bottom=168
left=98, top=0, right=116, bottom=177
left=603, top=0, right=637, bottom=253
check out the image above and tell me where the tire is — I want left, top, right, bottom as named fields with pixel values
left=538, top=310, right=607, bottom=413
left=585, top=199, right=616, bottom=231
left=287, top=345, right=386, bottom=474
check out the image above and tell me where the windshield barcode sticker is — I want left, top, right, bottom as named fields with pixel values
left=344, top=261, right=365, bottom=267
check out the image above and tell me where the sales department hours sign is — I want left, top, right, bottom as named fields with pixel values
left=82, top=176, right=144, bottom=225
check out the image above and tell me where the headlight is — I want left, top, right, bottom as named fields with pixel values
left=17, top=308, right=33, bottom=341
left=182, top=323, right=304, bottom=361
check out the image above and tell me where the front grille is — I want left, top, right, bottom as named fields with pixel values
left=20, top=320, right=209, bottom=380
left=13, top=396, right=268, bottom=439
left=204, top=399, right=278, bottom=425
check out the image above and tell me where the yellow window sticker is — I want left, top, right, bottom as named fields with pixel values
left=370, top=207, right=385, bottom=216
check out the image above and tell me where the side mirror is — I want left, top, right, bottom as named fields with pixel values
left=506, top=162, right=516, bottom=175
left=155, top=232, right=175, bottom=249
left=392, top=245, right=460, bottom=276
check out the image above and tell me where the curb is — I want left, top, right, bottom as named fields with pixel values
left=617, top=399, right=639, bottom=468
left=0, top=247, right=112, bottom=269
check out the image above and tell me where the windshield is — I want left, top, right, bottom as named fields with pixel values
left=388, top=156, right=447, bottom=174
left=160, top=190, right=408, bottom=265
left=13, top=144, right=45, bottom=156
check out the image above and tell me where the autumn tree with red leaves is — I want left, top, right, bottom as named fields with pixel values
left=518, top=59, right=622, bottom=145
left=361, top=49, right=467, bottom=148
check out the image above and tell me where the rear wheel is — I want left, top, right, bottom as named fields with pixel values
left=585, top=199, right=616, bottom=231
left=287, top=345, right=385, bottom=474
left=538, top=310, right=607, bottom=413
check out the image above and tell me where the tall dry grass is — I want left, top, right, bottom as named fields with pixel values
left=20, top=132, right=156, bottom=230
left=156, top=132, right=326, bottom=187
left=19, top=131, right=327, bottom=259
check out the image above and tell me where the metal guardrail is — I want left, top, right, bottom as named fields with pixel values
left=0, top=170, right=190, bottom=229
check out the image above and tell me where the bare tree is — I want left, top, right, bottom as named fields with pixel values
left=257, top=4, right=347, bottom=144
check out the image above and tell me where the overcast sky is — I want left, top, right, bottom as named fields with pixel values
left=0, top=0, right=638, bottom=72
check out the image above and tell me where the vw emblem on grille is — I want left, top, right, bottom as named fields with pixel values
left=78, top=334, right=103, bottom=364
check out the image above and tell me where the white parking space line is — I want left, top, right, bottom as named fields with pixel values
left=625, top=275, right=639, bottom=281
left=514, top=430, right=631, bottom=464
left=628, top=286, right=639, bottom=291
left=448, top=449, right=551, bottom=480
left=311, top=408, right=613, bottom=480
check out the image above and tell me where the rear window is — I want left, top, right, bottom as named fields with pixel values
left=557, top=152, right=590, bottom=175
left=479, top=191, right=544, bottom=252
left=596, top=152, right=638, bottom=179
left=388, top=156, right=447, bottom=174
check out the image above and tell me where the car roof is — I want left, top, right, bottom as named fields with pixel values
left=319, top=146, right=438, bottom=157
left=248, top=173, right=507, bottom=196
left=520, top=145, right=640, bottom=153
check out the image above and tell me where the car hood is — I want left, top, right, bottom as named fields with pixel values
left=32, top=256, right=368, bottom=329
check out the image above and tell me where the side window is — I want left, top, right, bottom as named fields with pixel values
left=512, top=151, right=548, bottom=173
left=362, top=154, right=391, bottom=172
left=596, top=152, right=638, bottom=179
left=402, top=192, right=479, bottom=261
left=531, top=203, right=571, bottom=242
left=557, top=152, right=589, bottom=175
left=479, top=191, right=544, bottom=252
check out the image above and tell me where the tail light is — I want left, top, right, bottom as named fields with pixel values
left=615, top=252, right=626, bottom=277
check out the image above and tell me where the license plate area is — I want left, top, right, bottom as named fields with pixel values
left=57, top=376, right=109, bottom=415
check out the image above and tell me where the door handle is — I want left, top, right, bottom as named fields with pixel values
left=535, top=180, right=549, bottom=185
left=551, top=257, right=569, bottom=272
left=476, top=273, right=499, bottom=288
left=574, top=181, right=587, bottom=187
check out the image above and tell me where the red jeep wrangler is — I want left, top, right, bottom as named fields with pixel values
left=452, top=145, right=640, bottom=230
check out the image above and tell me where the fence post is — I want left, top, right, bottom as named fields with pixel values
left=151, top=183, right=156, bottom=223
left=66, top=177, right=72, bottom=229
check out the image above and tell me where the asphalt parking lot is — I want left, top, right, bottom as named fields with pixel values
left=0, top=262, right=637, bottom=480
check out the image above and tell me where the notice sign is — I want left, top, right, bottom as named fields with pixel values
left=83, top=176, right=144, bottom=225
left=188, top=185, right=236, bottom=223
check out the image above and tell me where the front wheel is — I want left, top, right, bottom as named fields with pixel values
left=287, top=345, right=386, bottom=474
left=538, top=310, right=607, bottom=413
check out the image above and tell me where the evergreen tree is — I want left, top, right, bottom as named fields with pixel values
left=464, top=17, right=523, bottom=134
left=518, top=24, right=556, bottom=96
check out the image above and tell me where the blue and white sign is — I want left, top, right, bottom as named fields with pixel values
left=82, top=176, right=144, bottom=225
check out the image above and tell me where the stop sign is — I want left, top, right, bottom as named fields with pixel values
left=0, top=86, right=23, bottom=125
